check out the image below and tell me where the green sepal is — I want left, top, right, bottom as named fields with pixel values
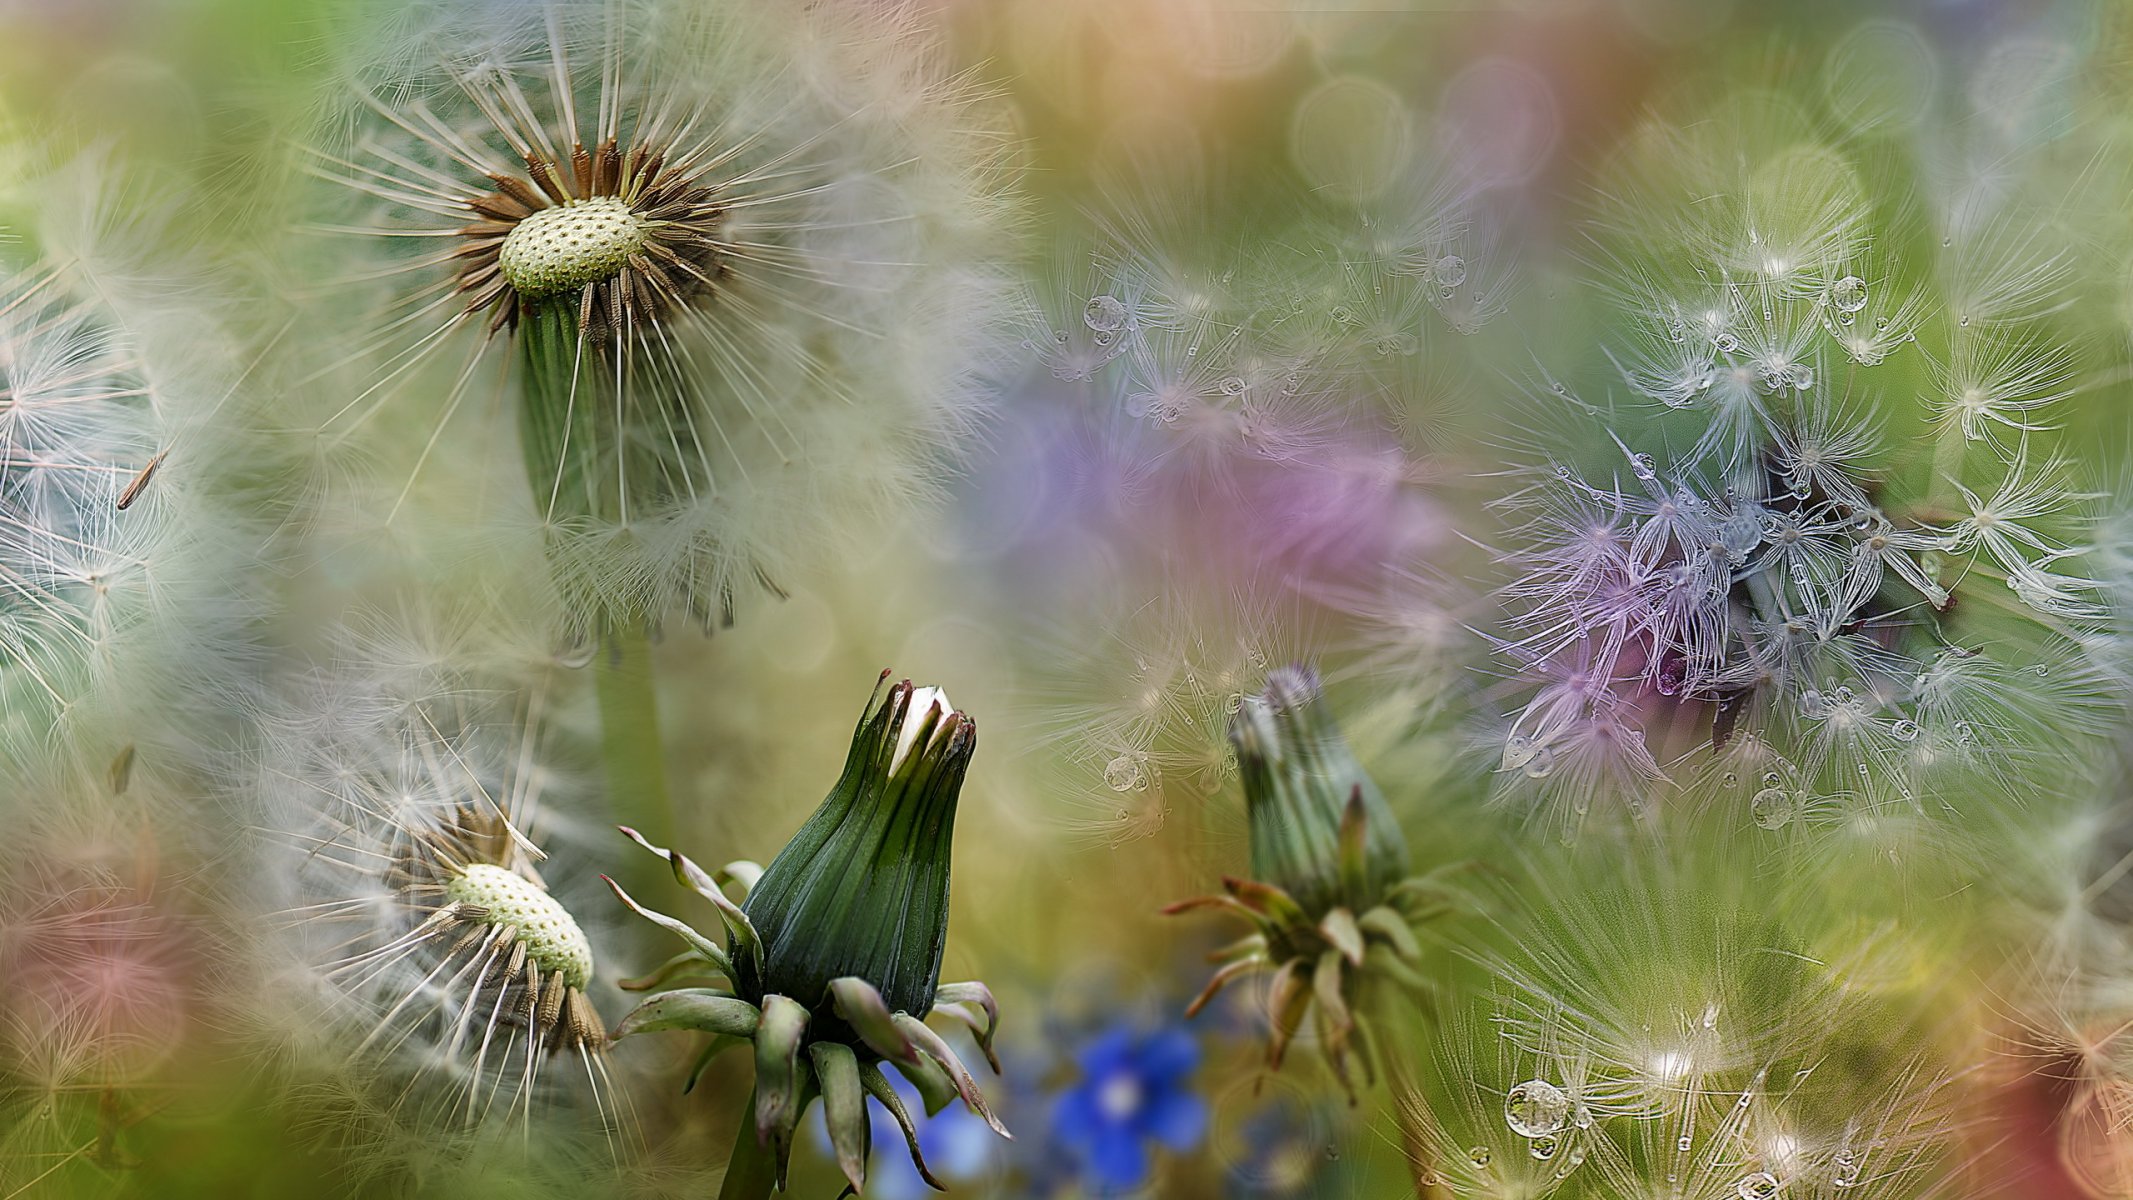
left=860, top=1062, right=946, bottom=1191
left=829, top=976, right=920, bottom=1067
left=1319, top=906, right=1365, bottom=966
left=811, top=1042, right=869, bottom=1195
left=753, top=993, right=812, bottom=1177
left=893, top=1013, right=1009, bottom=1137
left=603, top=875, right=733, bottom=978
left=932, top=981, right=1001, bottom=1073
left=620, top=825, right=763, bottom=977
left=613, top=989, right=761, bottom=1040
left=1357, top=905, right=1423, bottom=962
left=892, top=1048, right=960, bottom=1116
left=1223, top=876, right=1310, bottom=929
left=1185, top=959, right=1260, bottom=1019
left=618, top=949, right=721, bottom=992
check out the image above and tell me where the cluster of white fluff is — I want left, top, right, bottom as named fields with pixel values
left=0, top=150, right=258, bottom=795
left=1473, top=81, right=2118, bottom=839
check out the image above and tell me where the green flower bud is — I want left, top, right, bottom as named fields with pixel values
left=1232, top=665, right=1409, bottom=916
left=737, top=674, right=975, bottom=1031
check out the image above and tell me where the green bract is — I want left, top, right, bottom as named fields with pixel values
left=606, top=672, right=1007, bottom=1195
left=1234, top=665, right=1411, bottom=914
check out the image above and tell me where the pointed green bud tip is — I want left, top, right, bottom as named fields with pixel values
left=1231, top=665, right=1409, bottom=916
left=738, top=671, right=976, bottom=1030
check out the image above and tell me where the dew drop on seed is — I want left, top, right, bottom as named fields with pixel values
left=1468, top=1145, right=1493, bottom=1168
left=1083, top=294, right=1128, bottom=333
left=1501, top=733, right=1538, bottom=772
left=1890, top=719, right=1919, bottom=741
left=1751, top=787, right=1795, bottom=830
left=1104, top=755, right=1140, bottom=792
left=1504, top=1079, right=1571, bottom=1138
left=1678, top=1136, right=1694, bottom=1153
left=1529, top=1135, right=1560, bottom=1161
left=1830, top=276, right=1869, bottom=314
left=1220, top=376, right=1246, bottom=396
left=1434, top=255, right=1467, bottom=287
left=1736, top=1172, right=1781, bottom=1200
left=1523, top=745, right=1556, bottom=779
left=1721, top=771, right=1740, bottom=789
left=1631, top=453, right=1658, bottom=480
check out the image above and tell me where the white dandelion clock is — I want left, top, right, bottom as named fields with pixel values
left=299, top=0, right=1019, bottom=638
left=0, top=152, right=256, bottom=790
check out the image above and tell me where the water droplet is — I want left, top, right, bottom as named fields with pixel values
left=1504, top=1079, right=1572, bottom=1138
left=1083, top=294, right=1128, bottom=333
left=1104, top=755, right=1141, bottom=792
left=1501, top=734, right=1538, bottom=772
left=1529, top=1135, right=1560, bottom=1161
left=1751, top=787, right=1795, bottom=830
left=1434, top=255, right=1467, bottom=288
left=1678, top=1135, right=1694, bottom=1153
left=1468, top=1145, right=1493, bottom=1168
left=1631, top=453, right=1658, bottom=480
left=1523, top=745, right=1556, bottom=779
left=1830, top=276, right=1869, bottom=314
left=1721, top=771, right=1740, bottom=789
left=1736, top=1171, right=1781, bottom=1200
left=1219, top=376, right=1246, bottom=397
left=1957, top=313, right=1970, bottom=328
left=1714, top=332, right=1741, bottom=353
left=1833, top=1151, right=1860, bottom=1188
left=1790, top=363, right=1815, bottom=390
left=1890, top=719, right=1919, bottom=742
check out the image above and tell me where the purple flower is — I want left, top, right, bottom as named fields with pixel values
left=1049, top=1025, right=1207, bottom=1192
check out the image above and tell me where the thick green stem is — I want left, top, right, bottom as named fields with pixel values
left=718, top=1095, right=780, bottom=1200
left=1366, top=987, right=1453, bottom=1200
left=597, top=622, right=675, bottom=853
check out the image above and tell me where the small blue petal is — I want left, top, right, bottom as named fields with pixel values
left=1144, top=1087, right=1208, bottom=1151
left=1075, top=1027, right=1136, bottom=1076
left=1050, top=1086, right=1105, bottom=1146
left=1086, top=1123, right=1151, bottom=1190
left=1135, top=1028, right=1201, bottom=1084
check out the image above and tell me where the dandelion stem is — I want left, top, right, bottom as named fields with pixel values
left=717, top=1095, right=780, bottom=1200
left=596, top=623, right=676, bottom=855
left=1369, top=990, right=1453, bottom=1200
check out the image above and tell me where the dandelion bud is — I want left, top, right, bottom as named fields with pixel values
left=608, top=671, right=1004, bottom=1195
left=1170, top=666, right=1463, bottom=1098
left=1232, top=665, right=1409, bottom=916
left=738, top=676, right=975, bottom=1026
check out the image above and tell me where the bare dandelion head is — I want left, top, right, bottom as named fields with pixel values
left=255, top=628, right=619, bottom=1134
left=303, top=0, right=1019, bottom=636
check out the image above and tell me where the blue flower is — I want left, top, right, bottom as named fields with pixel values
left=1049, top=1025, right=1208, bottom=1192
